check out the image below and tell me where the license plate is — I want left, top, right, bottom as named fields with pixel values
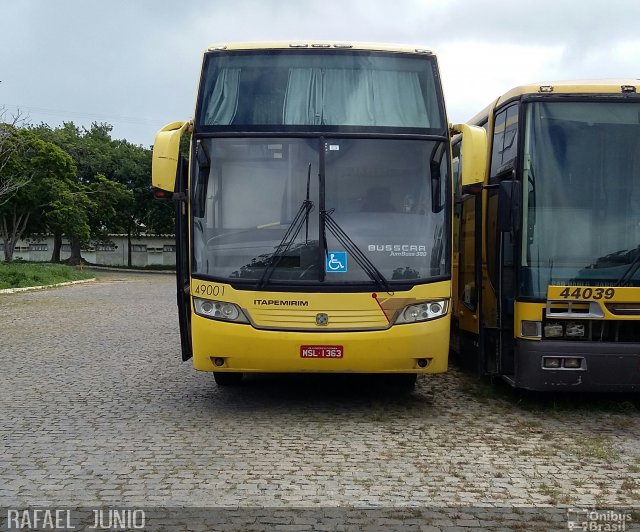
left=300, top=345, right=344, bottom=358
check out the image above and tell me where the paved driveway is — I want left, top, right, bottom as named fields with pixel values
left=1, top=271, right=638, bottom=530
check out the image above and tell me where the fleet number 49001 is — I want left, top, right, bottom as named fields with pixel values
left=558, top=287, right=615, bottom=300
left=193, top=284, right=225, bottom=297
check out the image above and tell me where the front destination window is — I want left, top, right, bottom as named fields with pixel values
left=521, top=101, right=640, bottom=297
left=196, top=50, right=444, bottom=131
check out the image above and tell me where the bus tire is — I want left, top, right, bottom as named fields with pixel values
left=213, top=372, right=243, bottom=386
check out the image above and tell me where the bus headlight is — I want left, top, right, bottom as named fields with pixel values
left=565, top=322, right=585, bottom=337
left=544, top=323, right=564, bottom=338
left=394, top=299, right=448, bottom=324
left=193, top=297, right=249, bottom=323
left=521, top=320, right=542, bottom=338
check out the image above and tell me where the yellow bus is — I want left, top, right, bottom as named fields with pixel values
left=452, top=80, right=640, bottom=391
left=152, top=42, right=486, bottom=387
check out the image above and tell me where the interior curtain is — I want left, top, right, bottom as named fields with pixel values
left=367, top=70, right=429, bottom=127
left=283, top=68, right=430, bottom=127
left=283, top=68, right=323, bottom=125
left=205, top=68, right=241, bottom=125
left=322, top=69, right=374, bottom=125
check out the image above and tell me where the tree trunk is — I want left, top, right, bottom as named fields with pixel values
left=3, top=237, right=15, bottom=262
left=50, top=233, right=62, bottom=263
left=68, top=237, right=82, bottom=265
left=1, top=209, right=30, bottom=263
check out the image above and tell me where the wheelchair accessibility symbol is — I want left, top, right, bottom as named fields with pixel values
left=326, top=251, right=348, bottom=273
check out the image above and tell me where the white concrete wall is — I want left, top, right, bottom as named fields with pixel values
left=3, top=235, right=176, bottom=267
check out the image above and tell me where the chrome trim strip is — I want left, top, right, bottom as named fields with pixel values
left=545, top=300, right=604, bottom=319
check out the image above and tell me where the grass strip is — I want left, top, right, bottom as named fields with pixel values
left=0, top=262, right=94, bottom=289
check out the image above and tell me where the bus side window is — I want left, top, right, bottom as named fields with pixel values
left=487, top=104, right=519, bottom=292
left=490, top=104, right=518, bottom=177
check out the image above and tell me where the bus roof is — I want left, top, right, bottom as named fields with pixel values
left=205, top=41, right=434, bottom=55
left=469, top=79, right=640, bottom=124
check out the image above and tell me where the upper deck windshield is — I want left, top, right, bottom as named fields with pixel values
left=195, top=49, right=444, bottom=133
left=192, top=137, right=449, bottom=287
left=521, top=100, right=640, bottom=297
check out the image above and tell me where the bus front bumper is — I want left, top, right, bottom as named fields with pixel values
left=512, top=339, right=640, bottom=392
left=191, top=314, right=450, bottom=374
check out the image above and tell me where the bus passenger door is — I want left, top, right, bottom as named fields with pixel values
left=452, top=131, right=487, bottom=375
left=175, top=155, right=192, bottom=361
left=457, top=191, right=484, bottom=373
left=486, top=103, right=520, bottom=377
left=495, top=180, right=519, bottom=377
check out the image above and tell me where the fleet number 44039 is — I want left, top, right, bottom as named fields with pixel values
left=558, top=287, right=615, bottom=300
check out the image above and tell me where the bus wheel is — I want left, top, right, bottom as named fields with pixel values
left=389, top=373, right=417, bottom=391
left=213, top=372, right=243, bottom=386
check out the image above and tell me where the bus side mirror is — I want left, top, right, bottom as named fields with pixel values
left=452, top=123, right=487, bottom=194
left=152, top=120, right=191, bottom=194
left=498, top=180, right=521, bottom=234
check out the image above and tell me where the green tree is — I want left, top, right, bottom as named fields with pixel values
left=0, top=130, right=77, bottom=262
left=108, top=139, right=155, bottom=266
left=31, top=122, right=167, bottom=266
left=45, top=177, right=91, bottom=263
left=0, top=115, right=31, bottom=205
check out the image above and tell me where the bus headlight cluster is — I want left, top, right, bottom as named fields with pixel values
left=394, top=299, right=448, bottom=324
left=544, top=321, right=585, bottom=339
left=193, top=297, right=249, bottom=323
left=521, top=320, right=542, bottom=338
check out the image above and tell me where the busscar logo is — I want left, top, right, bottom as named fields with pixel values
left=368, top=244, right=427, bottom=257
left=253, top=299, right=309, bottom=307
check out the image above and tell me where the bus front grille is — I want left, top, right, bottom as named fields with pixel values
left=542, top=319, right=640, bottom=342
left=248, top=308, right=389, bottom=331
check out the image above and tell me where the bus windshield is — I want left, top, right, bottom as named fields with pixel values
left=192, top=137, right=449, bottom=286
left=195, top=50, right=444, bottom=132
left=520, top=101, right=640, bottom=297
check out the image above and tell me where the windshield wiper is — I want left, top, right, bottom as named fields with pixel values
left=315, top=138, right=389, bottom=293
left=615, top=245, right=640, bottom=287
left=257, top=166, right=313, bottom=289
left=304, top=163, right=311, bottom=244
left=322, top=208, right=391, bottom=293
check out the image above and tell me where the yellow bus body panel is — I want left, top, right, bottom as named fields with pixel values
left=206, top=42, right=433, bottom=54
left=151, top=121, right=191, bottom=192
left=190, top=280, right=450, bottom=373
left=514, top=301, right=544, bottom=340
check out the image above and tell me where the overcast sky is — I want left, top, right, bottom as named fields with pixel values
left=1, top=0, right=639, bottom=147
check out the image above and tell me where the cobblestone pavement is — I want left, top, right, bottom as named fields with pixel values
left=1, top=272, right=639, bottom=530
